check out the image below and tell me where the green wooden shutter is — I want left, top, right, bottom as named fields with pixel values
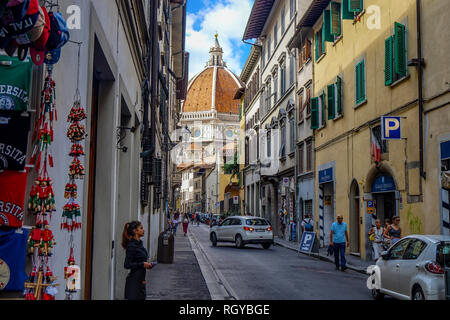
left=330, top=2, right=341, bottom=36
left=395, top=22, right=406, bottom=78
left=336, top=76, right=342, bottom=115
left=342, top=0, right=354, bottom=19
left=355, top=63, right=360, bottom=103
left=349, top=0, right=363, bottom=12
left=385, top=36, right=394, bottom=86
left=323, top=10, right=334, bottom=42
left=360, top=60, right=365, bottom=101
left=327, top=84, right=335, bottom=120
left=321, top=92, right=327, bottom=125
left=315, top=32, right=319, bottom=61
left=356, top=60, right=366, bottom=104
left=311, top=97, right=319, bottom=129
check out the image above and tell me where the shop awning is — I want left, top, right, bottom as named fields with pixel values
left=242, top=0, right=275, bottom=40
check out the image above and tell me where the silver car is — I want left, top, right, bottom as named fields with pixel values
left=210, top=216, right=274, bottom=249
left=369, top=235, right=450, bottom=300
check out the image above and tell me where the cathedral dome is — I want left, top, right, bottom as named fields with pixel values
left=182, top=35, right=243, bottom=114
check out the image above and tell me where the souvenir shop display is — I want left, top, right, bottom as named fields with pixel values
left=0, top=170, right=28, bottom=228
left=0, top=228, right=28, bottom=292
left=1, top=0, right=73, bottom=300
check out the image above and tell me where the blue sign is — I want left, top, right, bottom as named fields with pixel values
left=381, top=116, right=401, bottom=140
left=441, top=141, right=450, bottom=160
left=318, top=168, right=333, bottom=184
left=299, top=232, right=316, bottom=253
left=372, top=174, right=396, bottom=193
left=367, top=200, right=375, bottom=208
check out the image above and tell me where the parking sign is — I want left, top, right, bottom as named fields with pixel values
left=381, top=116, right=401, bottom=140
left=299, top=232, right=316, bottom=254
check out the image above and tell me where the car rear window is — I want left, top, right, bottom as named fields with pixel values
left=246, top=219, right=269, bottom=226
left=437, top=242, right=450, bottom=268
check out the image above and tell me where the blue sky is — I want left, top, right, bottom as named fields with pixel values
left=186, top=0, right=254, bottom=79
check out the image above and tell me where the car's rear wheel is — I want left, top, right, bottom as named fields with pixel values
left=235, top=235, right=244, bottom=249
left=412, top=286, right=425, bottom=300
left=211, top=233, right=217, bottom=247
left=371, top=289, right=384, bottom=300
left=262, top=243, right=271, bottom=250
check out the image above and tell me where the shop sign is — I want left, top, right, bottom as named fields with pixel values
left=381, top=116, right=401, bottom=140
left=319, top=168, right=333, bottom=184
left=371, top=174, right=396, bottom=193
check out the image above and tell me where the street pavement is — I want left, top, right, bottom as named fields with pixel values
left=146, top=230, right=211, bottom=300
left=145, top=223, right=372, bottom=300
left=188, top=223, right=371, bottom=300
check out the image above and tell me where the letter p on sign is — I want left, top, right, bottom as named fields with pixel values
left=382, top=117, right=401, bottom=140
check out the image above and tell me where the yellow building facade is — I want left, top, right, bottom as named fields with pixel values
left=309, top=0, right=427, bottom=260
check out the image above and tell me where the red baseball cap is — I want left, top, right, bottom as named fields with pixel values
left=30, top=6, right=50, bottom=66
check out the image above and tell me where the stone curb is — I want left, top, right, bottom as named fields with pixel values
left=274, top=239, right=368, bottom=275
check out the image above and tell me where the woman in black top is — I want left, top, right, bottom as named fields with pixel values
left=122, top=221, right=153, bottom=300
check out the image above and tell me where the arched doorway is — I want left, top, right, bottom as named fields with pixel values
left=349, top=180, right=360, bottom=254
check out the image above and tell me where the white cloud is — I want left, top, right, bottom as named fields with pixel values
left=186, top=0, right=253, bottom=80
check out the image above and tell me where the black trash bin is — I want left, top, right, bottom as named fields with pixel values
left=157, top=231, right=174, bottom=264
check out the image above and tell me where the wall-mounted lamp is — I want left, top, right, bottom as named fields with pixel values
left=116, top=126, right=136, bottom=152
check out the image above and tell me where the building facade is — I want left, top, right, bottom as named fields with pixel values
left=176, top=36, right=242, bottom=217
left=0, top=0, right=186, bottom=300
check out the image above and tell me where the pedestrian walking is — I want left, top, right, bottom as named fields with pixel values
left=384, top=216, right=402, bottom=245
left=182, top=213, right=189, bottom=236
left=301, top=214, right=314, bottom=233
left=196, top=213, right=201, bottom=226
left=172, top=213, right=179, bottom=235
left=279, top=210, right=286, bottom=239
left=330, top=214, right=350, bottom=271
left=122, top=221, right=153, bottom=300
left=368, top=219, right=385, bottom=260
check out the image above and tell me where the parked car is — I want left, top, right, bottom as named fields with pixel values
left=369, top=235, right=450, bottom=300
left=210, top=216, right=274, bottom=249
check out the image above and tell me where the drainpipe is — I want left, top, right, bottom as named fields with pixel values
left=416, top=0, right=425, bottom=182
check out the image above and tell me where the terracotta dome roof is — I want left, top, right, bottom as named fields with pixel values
left=183, top=35, right=243, bottom=115
left=183, top=66, right=242, bottom=114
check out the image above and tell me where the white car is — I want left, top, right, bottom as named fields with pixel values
left=210, top=216, right=274, bottom=249
left=369, top=235, right=450, bottom=300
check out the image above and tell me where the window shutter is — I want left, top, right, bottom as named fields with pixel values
left=349, top=0, right=363, bottom=13
left=311, top=97, right=319, bottom=129
left=330, top=2, right=341, bottom=36
left=395, top=22, right=406, bottom=78
left=299, top=93, right=304, bottom=121
left=342, top=0, right=354, bottom=19
left=355, top=62, right=361, bottom=103
left=327, top=84, right=336, bottom=120
left=315, top=32, right=319, bottom=61
left=321, top=92, right=327, bottom=125
left=336, top=76, right=343, bottom=115
left=385, top=36, right=394, bottom=86
left=360, top=61, right=365, bottom=101
left=306, top=40, right=311, bottom=60
left=356, top=60, right=366, bottom=104
left=323, top=11, right=334, bottom=42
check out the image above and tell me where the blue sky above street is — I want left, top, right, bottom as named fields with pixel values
left=186, top=0, right=254, bottom=80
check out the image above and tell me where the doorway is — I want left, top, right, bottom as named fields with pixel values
left=374, top=192, right=396, bottom=224
left=349, top=180, right=360, bottom=254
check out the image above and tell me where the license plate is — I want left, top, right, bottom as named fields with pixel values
left=256, top=229, right=265, bottom=232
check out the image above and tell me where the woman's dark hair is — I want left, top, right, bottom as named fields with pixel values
left=122, top=221, right=142, bottom=249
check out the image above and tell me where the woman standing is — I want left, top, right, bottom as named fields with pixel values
left=182, top=213, right=189, bottom=236
left=384, top=216, right=402, bottom=245
left=122, top=221, right=153, bottom=300
left=368, top=219, right=384, bottom=260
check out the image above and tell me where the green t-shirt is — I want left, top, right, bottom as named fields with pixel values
left=0, top=55, right=33, bottom=111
